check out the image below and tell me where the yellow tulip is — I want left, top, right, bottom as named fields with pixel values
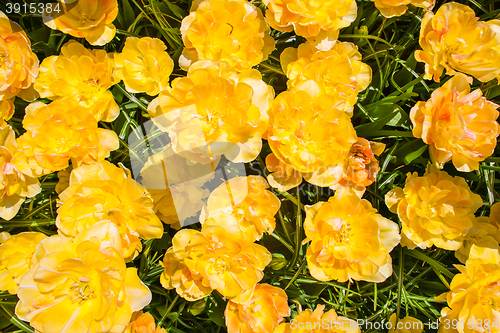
left=330, top=138, right=385, bottom=197
left=0, top=11, right=39, bottom=101
left=15, top=99, right=119, bottom=177
left=34, top=40, right=119, bottom=122
left=16, top=239, right=152, bottom=333
left=43, top=0, right=118, bottom=46
left=281, top=41, right=371, bottom=114
left=114, top=37, right=174, bottom=96
left=273, top=304, right=360, bottom=333
left=0, top=232, right=47, bottom=294
left=140, top=145, right=215, bottom=229
left=180, top=0, right=275, bottom=71
left=0, top=125, right=41, bottom=220
left=370, top=0, right=434, bottom=18
left=263, top=0, right=357, bottom=50
left=386, top=164, right=482, bottom=251
left=57, top=161, right=163, bottom=261
left=415, top=3, right=500, bottom=82
left=201, top=176, right=281, bottom=242
left=437, top=258, right=500, bottom=333
left=148, top=60, right=274, bottom=163
left=267, top=88, right=357, bottom=187
left=0, top=99, right=14, bottom=126
left=124, top=311, right=167, bottom=333
left=410, top=74, right=500, bottom=172
left=455, top=217, right=500, bottom=264
left=161, top=227, right=271, bottom=300
left=305, top=189, right=400, bottom=282
left=225, top=284, right=290, bottom=333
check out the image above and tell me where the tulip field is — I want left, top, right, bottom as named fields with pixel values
left=1, top=0, right=500, bottom=332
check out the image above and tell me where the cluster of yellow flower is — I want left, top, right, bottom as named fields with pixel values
left=1, top=0, right=500, bottom=332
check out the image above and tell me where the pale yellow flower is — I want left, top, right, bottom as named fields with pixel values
left=15, top=99, right=119, bottom=177
left=437, top=256, right=500, bottom=333
left=386, top=164, right=482, bottom=251
left=43, top=0, right=118, bottom=46
left=125, top=311, right=167, bottom=333
left=148, top=61, right=274, bottom=163
left=16, top=239, right=151, bottom=333
left=0, top=11, right=39, bottom=101
left=0, top=232, right=47, bottom=294
left=201, top=175, right=281, bottom=242
left=225, top=284, right=290, bottom=333
left=180, top=0, right=275, bottom=71
left=370, top=0, right=434, bottom=18
left=161, top=227, right=271, bottom=301
left=140, top=145, right=215, bottom=229
left=0, top=99, right=14, bottom=126
left=0, top=125, right=41, bottom=220
left=410, top=74, right=500, bottom=172
left=305, top=189, right=400, bottom=283
left=34, top=40, right=119, bottom=122
left=57, top=161, right=163, bottom=261
left=114, top=37, right=174, bottom=96
left=263, top=0, right=357, bottom=50
left=267, top=88, right=357, bottom=187
left=455, top=217, right=500, bottom=264
left=415, top=3, right=500, bottom=82
left=281, top=41, right=371, bottom=114
left=265, top=152, right=303, bottom=192
left=273, top=304, right=360, bottom=333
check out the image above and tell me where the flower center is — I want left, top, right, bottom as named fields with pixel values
left=326, top=217, right=351, bottom=244
left=69, top=276, right=94, bottom=304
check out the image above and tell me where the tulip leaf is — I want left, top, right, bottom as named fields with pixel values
left=207, top=294, right=226, bottom=327
left=122, top=0, right=136, bottom=28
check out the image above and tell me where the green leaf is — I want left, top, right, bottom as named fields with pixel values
left=122, top=0, right=136, bottom=28
left=207, top=294, right=226, bottom=327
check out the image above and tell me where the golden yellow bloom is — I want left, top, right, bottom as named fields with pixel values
left=43, top=0, right=118, bottom=46
left=410, top=74, right=500, bottom=172
left=0, top=232, right=46, bottom=294
left=16, top=239, right=151, bottom=333
left=386, top=164, right=482, bottom=251
left=57, top=161, right=163, bottom=261
left=34, top=40, right=119, bottom=122
left=265, top=152, right=303, bottom=192
left=114, top=37, right=174, bottom=96
left=273, top=304, right=360, bottom=333
left=0, top=99, right=14, bottom=126
left=149, top=61, right=274, bottom=163
left=125, top=311, right=167, bottom=333
left=0, top=125, right=41, bottom=220
left=267, top=89, right=357, bottom=187
left=160, top=229, right=213, bottom=302
left=225, top=284, right=290, bottom=333
left=330, top=138, right=385, bottom=197
left=15, top=99, right=119, bottom=177
left=305, top=190, right=400, bottom=282
left=437, top=258, right=500, bottom=333
left=263, top=0, right=357, bottom=50
left=161, top=227, right=271, bottom=300
left=201, top=176, right=280, bottom=242
left=0, top=11, right=39, bottom=101
left=179, top=0, right=274, bottom=71
left=388, top=314, right=424, bottom=333
left=455, top=217, right=500, bottom=264
left=281, top=41, right=371, bottom=114
left=415, top=3, right=500, bottom=82
left=370, top=0, right=434, bottom=18
left=140, top=145, right=215, bottom=229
